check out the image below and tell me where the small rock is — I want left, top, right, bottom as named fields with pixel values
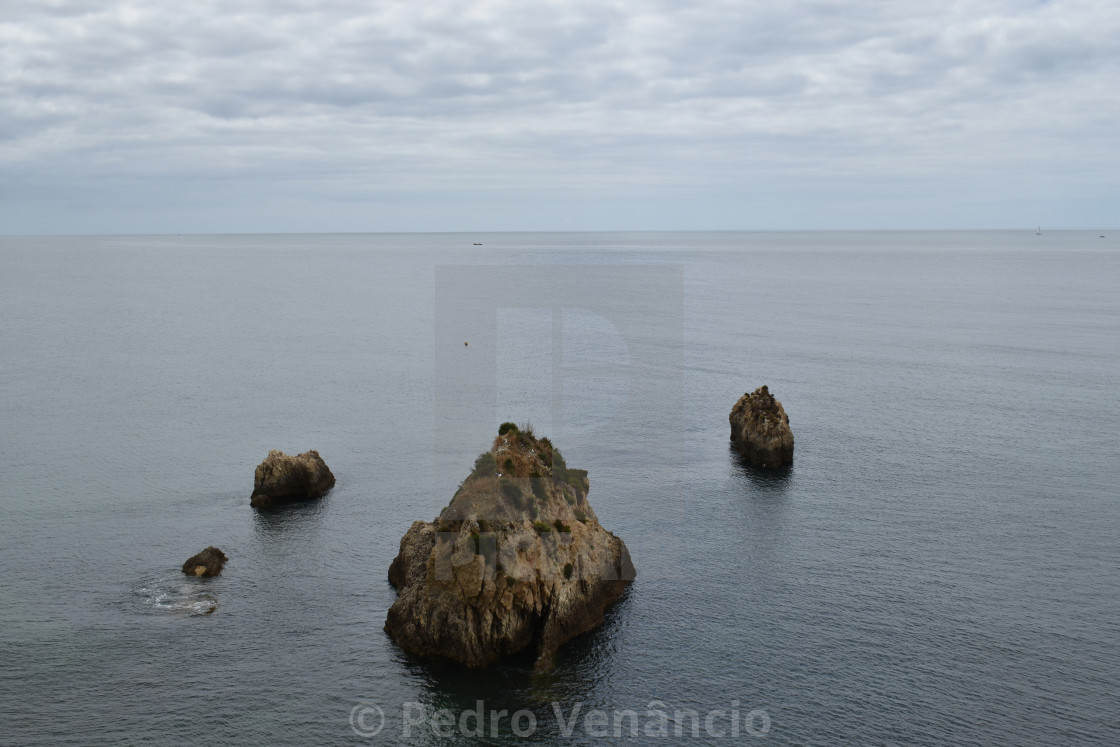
left=250, top=449, right=335, bottom=509
left=181, top=546, right=228, bottom=577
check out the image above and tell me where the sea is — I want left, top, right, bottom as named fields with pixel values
left=1, top=231, right=1117, bottom=745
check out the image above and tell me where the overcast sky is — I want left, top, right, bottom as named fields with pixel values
left=2, top=0, right=1117, bottom=233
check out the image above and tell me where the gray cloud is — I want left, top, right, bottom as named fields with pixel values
left=1, top=0, right=1118, bottom=231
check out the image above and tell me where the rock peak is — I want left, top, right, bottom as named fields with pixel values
left=730, top=386, right=794, bottom=467
left=385, top=424, right=633, bottom=669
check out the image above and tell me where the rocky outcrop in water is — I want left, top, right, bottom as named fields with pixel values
left=385, top=425, right=634, bottom=669
left=250, top=449, right=335, bottom=509
left=181, top=546, right=228, bottom=577
left=730, top=385, right=794, bottom=467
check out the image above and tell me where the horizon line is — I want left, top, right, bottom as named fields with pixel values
left=2, top=227, right=1115, bottom=239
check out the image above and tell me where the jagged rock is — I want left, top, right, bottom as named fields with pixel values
left=181, top=546, right=228, bottom=577
left=730, top=385, right=794, bottom=467
left=250, top=449, right=335, bottom=509
left=385, top=426, right=634, bottom=669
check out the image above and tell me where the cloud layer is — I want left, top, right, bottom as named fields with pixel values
left=2, top=0, right=1118, bottom=232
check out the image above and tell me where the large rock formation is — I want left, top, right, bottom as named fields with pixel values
left=385, top=425, right=634, bottom=669
left=181, top=546, right=228, bottom=577
left=730, top=385, right=794, bottom=467
left=250, top=449, right=335, bottom=509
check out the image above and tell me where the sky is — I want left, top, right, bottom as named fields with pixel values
left=2, top=0, right=1118, bottom=233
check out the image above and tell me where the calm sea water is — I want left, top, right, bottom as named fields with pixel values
left=1, top=231, right=1118, bottom=745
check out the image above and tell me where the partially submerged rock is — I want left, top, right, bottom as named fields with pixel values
left=730, top=385, right=794, bottom=467
left=385, top=425, right=634, bottom=669
left=181, top=546, right=228, bottom=577
left=250, top=449, right=335, bottom=509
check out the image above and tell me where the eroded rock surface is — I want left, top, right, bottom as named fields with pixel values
left=250, top=449, right=335, bottom=509
left=385, top=425, right=634, bottom=669
left=730, top=385, right=794, bottom=467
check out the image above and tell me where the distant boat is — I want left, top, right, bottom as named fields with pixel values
left=473, top=242, right=483, bottom=246
left=1036, top=226, right=1042, bottom=235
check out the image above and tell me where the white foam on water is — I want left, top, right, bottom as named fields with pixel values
left=134, top=576, right=218, bottom=616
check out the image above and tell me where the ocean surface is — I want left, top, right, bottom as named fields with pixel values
left=1, top=231, right=1118, bottom=745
